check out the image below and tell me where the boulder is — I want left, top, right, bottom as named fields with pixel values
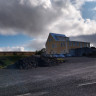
left=14, top=55, right=61, bottom=69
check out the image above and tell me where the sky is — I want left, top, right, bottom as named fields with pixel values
left=0, top=0, right=96, bottom=51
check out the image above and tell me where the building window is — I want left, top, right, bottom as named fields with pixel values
left=77, top=43, right=79, bottom=47
left=87, top=44, right=89, bottom=47
left=71, top=42, right=73, bottom=46
left=69, top=42, right=72, bottom=46
left=61, top=42, right=63, bottom=47
left=54, top=44, right=57, bottom=48
left=49, top=38, right=52, bottom=42
left=80, top=43, right=82, bottom=48
left=84, top=43, right=86, bottom=47
left=63, top=42, right=65, bottom=46
left=52, top=44, right=54, bottom=48
left=69, top=42, right=70, bottom=46
left=73, top=42, right=75, bottom=46
left=52, top=44, right=57, bottom=48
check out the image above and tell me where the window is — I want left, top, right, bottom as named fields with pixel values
left=52, top=44, right=54, bottom=48
left=64, top=50, right=66, bottom=54
left=52, top=44, right=57, bottom=48
left=84, top=43, right=86, bottom=47
left=87, top=44, right=89, bottom=47
left=69, top=42, right=72, bottom=46
left=80, top=43, right=82, bottom=48
left=61, top=42, right=63, bottom=47
left=77, top=42, right=79, bottom=47
left=63, top=42, right=65, bottom=46
left=49, top=38, right=52, bottom=42
left=54, top=44, right=57, bottom=48
left=69, top=42, right=70, bottom=46
left=73, top=42, right=75, bottom=46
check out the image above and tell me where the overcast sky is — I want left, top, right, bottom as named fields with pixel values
left=0, top=0, right=96, bottom=51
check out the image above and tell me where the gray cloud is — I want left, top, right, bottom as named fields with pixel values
left=0, top=0, right=96, bottom=51
left=70, top=34, right=96, bottom=46
left=0, top=0, right=95, bottom=37
left=26, top=39, right=45, bottom=51
left=0, top=0, right=68, bottom=37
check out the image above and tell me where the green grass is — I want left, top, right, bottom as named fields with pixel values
left=0, top=55, right=28, bottom=69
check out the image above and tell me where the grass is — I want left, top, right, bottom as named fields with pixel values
left=0, top=55, right=28, bottom=69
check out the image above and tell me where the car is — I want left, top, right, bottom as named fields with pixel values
left=66, top=54, right=72, bottom=57
left=52, top=54, right=65, bottom=58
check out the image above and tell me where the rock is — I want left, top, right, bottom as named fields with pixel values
left=0, top=60, right=4, bottom=66
left=14, top=55, right=64, bottom=69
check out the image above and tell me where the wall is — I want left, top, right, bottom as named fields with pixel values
left=46, top=34, right=90, bottom=54
left=0, top=52, right=35, bottom=56
left=69, top=48, right=92, bottom=56
left=46, top=39, right=90, bottom=54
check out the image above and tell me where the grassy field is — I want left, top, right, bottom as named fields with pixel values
left=0, top=55, right=28, bottom=69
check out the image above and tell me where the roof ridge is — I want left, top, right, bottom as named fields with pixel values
left=50, top=32, right=66, bottom=36
left=50, top=33, right=67, bottom=41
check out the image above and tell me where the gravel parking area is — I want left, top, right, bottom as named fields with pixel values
left=0, top=57, right=96, bottom=96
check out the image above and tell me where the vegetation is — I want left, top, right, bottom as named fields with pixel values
left=35, top=48, right=46, bottom=55
left=0, top=55, right=28, bottom=69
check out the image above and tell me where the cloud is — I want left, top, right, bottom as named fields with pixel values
left=71, top=0, right=96, bottom=9
left=70, top=34, right=96, bottom=46
left=92, top=7, right=96, bottom=11
left=25, top=38, right=46, bottom=51
left=0, top=0, right=96, bottom=50
left=0, top=0, right=67, bottom=37
left=0, top=0, right=88, bottom=37
left=0, top=46, right=24, bottom=52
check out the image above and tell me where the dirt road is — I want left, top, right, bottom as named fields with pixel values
left=0, top=57, right=96, bottom=96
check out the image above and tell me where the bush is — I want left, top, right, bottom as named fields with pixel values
left=13, top=52, right=17, bottom=56
left=35, top=48, right=45, bottom=55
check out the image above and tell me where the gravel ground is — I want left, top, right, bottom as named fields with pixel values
left=0, top=57, right=96, bottom=96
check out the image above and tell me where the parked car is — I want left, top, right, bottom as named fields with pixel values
left=52, top=54, right=65, bottom=58
left=66, top=54, right=72, bottom=57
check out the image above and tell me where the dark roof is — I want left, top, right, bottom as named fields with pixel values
left=70, top=41, right=90, bottom=43
left=50, top=33, right=67, bottom=41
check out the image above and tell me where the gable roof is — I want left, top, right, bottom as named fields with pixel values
left=50, top=33, right=67, bottom=41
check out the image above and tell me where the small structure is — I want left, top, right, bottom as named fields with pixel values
left=46, top=33, right=90, bottom=55
left=69, top=47, right=92, bottom=56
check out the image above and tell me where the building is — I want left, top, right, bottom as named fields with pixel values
left=46, top=33, right=90, bottom=54
left=69, top=48, right=92, bottom=56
